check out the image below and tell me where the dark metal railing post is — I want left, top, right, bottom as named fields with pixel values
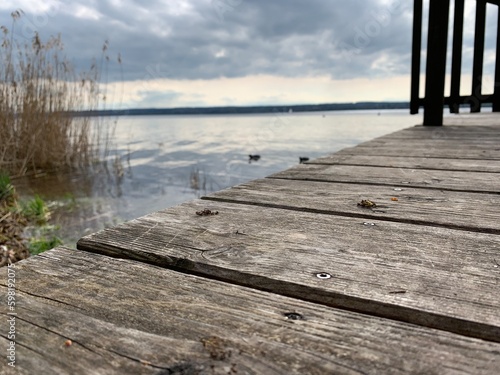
left=423, top=0, right=450, bottom=126
left=471, top=0, right=487, bottom=113
left=450, top=0, right=465, bottom=113
left=493, top=6, right=500, bottom=111
left=411, top=0, right=500, bottom=120
left=410, top=0, right=423, bottom=115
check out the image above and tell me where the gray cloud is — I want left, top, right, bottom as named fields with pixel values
left=0, top=0, right=497, bottom=84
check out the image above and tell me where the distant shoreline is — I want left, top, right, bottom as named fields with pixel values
left=73, top=101, right=410, bottom=117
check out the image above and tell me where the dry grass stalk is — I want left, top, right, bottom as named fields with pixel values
left=0, top=10, right=117, bottom=176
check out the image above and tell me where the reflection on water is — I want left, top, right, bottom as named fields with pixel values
left=14, top=110, right=422, bottom=245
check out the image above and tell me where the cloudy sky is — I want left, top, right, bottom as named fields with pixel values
left=0, top=0, right=498, bottom=109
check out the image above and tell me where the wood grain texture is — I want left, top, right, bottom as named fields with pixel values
left=332, top=124, right=500, bottom=159
left=4, top=247, right=500, bottom=374
left=443, top=113, right=500, bottom=126
left=375, top=132, right=500, bottom=141
left=308, top=154, right=500, bottom=173
left=370, top=125, right=500, bottom=140
left=335, top=145, right=500, bottom=159
left=269, top=163, right=500, bottom=194
left=203, top=178, right=500, bottom=233
left=356, top=139, right=500, bottom=150
left=77, top=200, right=500, bottom=343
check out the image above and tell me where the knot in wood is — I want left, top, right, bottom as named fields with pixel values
left=196, top=209, right=219, bottom=216
left=284, top=312, right=304, bottom=320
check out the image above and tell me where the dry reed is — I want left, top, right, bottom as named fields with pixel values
left=0, top=10, right=117, bottom=176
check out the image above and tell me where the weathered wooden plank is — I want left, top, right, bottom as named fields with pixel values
left=0, top=310, right=156, bottom=375
left=77, top=200, right=500, bottom=343
left=336, top=145, right=500, bottom=160
left=269, top=164, right=500, bottom=194
left=378, top=125, right=500, bottom=140
left=333, top=124, right=500, bottom=160
left=357, top=138, right=500, bottom=148
left=308, top=154, right=500, bottom=173
left=4, top=247, right=500, bottom=374
left=371, top=125, right=500, bottom=136
left=378, top=123, right=500, bottom=137
left=202, top=178, right=500, bottom=233
left=443, top=113, right=500, bottom=126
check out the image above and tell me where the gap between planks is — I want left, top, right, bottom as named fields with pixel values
left=304, top=161, right=500, bottom=174
left=201, top=194, right=500, bottom=235
left=268, top=176, right=500, bottom=196
left=78, top=235, right=500, bottom=345
left=77, top=200, right=500, bottom=344
left=6, top=247, right=500, bottom=374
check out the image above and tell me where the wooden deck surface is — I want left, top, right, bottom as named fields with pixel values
left=2, top=113, right=500, bottom=374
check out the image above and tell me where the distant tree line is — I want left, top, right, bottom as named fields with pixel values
left=75, top=101, right=411, bottom=117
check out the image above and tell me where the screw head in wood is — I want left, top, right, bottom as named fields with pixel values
left=316, top=272, right=331, bottom=279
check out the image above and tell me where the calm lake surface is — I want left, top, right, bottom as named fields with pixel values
left=15, top=109, right=423, bottom=245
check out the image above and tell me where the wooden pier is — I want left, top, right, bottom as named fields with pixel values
left=2, top=113, right=500, bottom=374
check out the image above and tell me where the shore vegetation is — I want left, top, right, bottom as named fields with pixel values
left=0, top=172, right=64, bottom=266
left=0, top=9, right=118, bottom=176
left=0, top=9, right=121, bottom=263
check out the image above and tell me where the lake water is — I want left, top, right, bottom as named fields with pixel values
left=15, top=109, right=423, bottom=245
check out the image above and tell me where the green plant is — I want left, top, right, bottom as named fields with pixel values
left=1, top=178, right=65, bottom=264
left=21, top=195, right=50, bottom=224
left=28, top=235, right=62, bottom=255
left=0, top=172, right=15, bottom=204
